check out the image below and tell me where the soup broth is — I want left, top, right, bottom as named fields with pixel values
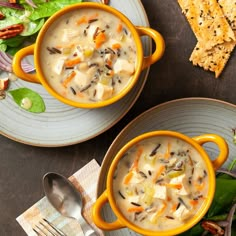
left=113, top=136, right=209, bottom=231
left=40, top=8, right=137, bottom=103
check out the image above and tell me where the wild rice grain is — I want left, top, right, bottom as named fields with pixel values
left=70, top=87, right=76, bottom=95
left=118, top=191, right=125, bottom=199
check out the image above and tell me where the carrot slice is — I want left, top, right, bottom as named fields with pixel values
left=77, top=16, right=88, bottom=25
left=62, top=71, right=76, bottom=88
left=127, top=206, right=144, bottom=213
left=171, top=203, right=178, bottom=212
left=152, top=165, right=165, bottom=183
left=112, top=43, right=121, bottom=50
left=109, top=70, right=115, bottom=76
left=106, top=59, right=112, bottom=67
left=164, top=142, right=171, bottom=159
left=123, top=171, right=134, bottom=185
left=130, top=147, right=143, bottom=171
left=165, top=183, right=182, bottom=190
left=189, top=199, right=199, bottom=207
left=167, top=196, right=172, bottom=202
left=77, top=92, right=84, bottom=98
left=116, top=22, right=123, bottom=33
left=194, top=181, right=205, bottom=191
left=158, top=201, right=167, bottom=215
left=65, top=57, right=81, bottom=67
left=94, top=32, right=106, bottom=49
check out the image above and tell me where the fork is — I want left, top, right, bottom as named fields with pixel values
left=33, top=218, right=67, bottom=236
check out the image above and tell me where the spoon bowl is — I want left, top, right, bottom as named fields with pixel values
left=43, top=172, right=98, bottom=236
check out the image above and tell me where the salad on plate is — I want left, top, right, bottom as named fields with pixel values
left=0, top=0, right=83, bottom=112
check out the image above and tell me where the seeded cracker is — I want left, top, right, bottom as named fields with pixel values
left=177, top=0, right=235, bottom=50
left=190, top=0, right=236, bottom=78
left=218, top=0, right=236, bottom=30
left=190, top=42, right=235, bottom=77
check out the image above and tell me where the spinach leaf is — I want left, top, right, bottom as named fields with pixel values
left=216, top=159, right=236, bottom=179
left=208, top=213, right=236, bottom=221
left=0, top=43, right=7, bottom=52
left=179, top=223, right=204, bottom=236
left=23, top=0, right=83, bottom=21
left=21, top=18, right=45, bottom=36
left=207, top=178, right=236, bottom=218
left=8, top=88, right=46, bottom=113
left=179, top=161, right=236, bottom=235
left=0, top=0, right=82, bottom=54
left=0, top=36, right=25, bottom=48
left=0, top=8, right=23, bottom=29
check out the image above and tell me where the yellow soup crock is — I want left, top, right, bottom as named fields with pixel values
left=92, top=130, right=228, bottom=236
left=12, top=2, right=165, bottom=109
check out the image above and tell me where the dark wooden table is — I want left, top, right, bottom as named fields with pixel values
left=1, top=0, right=235, bottom=235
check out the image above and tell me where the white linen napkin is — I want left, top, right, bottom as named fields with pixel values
left=16, top=159, right=103, bottom=236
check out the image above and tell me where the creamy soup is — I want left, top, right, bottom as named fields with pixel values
left=113, top=136, right=209, bottom=231
left=40, top=8, right=137, bottom=103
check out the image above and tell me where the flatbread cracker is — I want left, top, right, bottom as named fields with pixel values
left=218, top=0, right=236, bottom=30
left=177, top=0, right=235, bottom=50
left=190, top=40, right=235, bottom=78
left=190, top=0, right=236, bottom=78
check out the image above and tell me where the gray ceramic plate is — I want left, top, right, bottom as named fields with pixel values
left=97, top=97, right=236, bottom=236
left=0, top=0, right=151, bottom=147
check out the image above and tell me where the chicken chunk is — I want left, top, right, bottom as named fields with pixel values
left=53, top=58, right=65, bottom=75
left=95, top=83, right=113, bottom=100
left=173, top=204, right=191, bottom=220
left=87, top=24, right=100, bottom=41
left=73, top=70, right=90, bottom=88
left=113, top=59, right=135, bottom=75
left=129, top=171, right=145, bottom=184
left=153, top=185, right=167, bottom=200
left=143, top=163, right=156, bottom=171
left=169, top=174, right=190, bottom=196
left=126, top=195, right=140, bottom=204
left=61, top=29, right=79, bottom=42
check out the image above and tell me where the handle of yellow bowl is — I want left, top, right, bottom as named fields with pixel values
left=12, top=44, right=40, bottom=83
left=136, top=26, right=165, bottom=70
left=193, top=134, right=228, bottom=170
left=92, top=190, right=125, bottom=230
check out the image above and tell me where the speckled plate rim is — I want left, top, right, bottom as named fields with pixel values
left=0, top=0, right=151, bottom=147
left=97, top=97, right=236, bottom=236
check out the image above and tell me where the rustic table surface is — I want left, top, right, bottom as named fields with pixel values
left=1, top=0, right=236, bottom=235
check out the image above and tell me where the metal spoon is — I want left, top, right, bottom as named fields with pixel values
left=43, top=172, right=98, bottom=236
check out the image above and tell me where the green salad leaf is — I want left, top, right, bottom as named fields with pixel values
left=8, top=88, right=46, bottom=113
left=179, top=223, right=204, bottom=236
left=20, top=18, right=45, bottom=36
left=1, top=0, right=83, bottom=114
left=233, top=128, right=236, bottom=145
left=0, top=0, right=82, bottom=54
left=179, top=159, right=236, bottom=236
left=0, top=35, right=25, bottom=48
left=20, top=0, right=83, bottom=21
left=207, top=178, right=236, bottom=218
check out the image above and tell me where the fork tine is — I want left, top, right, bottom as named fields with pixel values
left=33, top=227, right=45, bottom=236
left=43, top=218, right=66, bottom=236
left=33, top=224, right=49, bottom=236
left=33, top=219, right=67, bottom=236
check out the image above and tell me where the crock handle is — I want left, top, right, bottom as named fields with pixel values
left=92, top=190, right=125, bottom=230
left=192, top=134, right=229, bottom=170
left=136, top=26, right=165, bottom=70
left=12, top=44, right=40, bottom=83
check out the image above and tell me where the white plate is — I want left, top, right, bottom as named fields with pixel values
left=0, top=0, right=151, bottom=147
left=97, top=97, right=236, bottom=236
